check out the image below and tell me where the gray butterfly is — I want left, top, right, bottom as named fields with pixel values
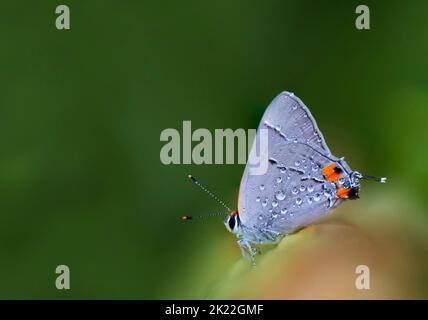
left=224, top=92, right=386, bottom=262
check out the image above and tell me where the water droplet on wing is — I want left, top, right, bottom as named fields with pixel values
left=275, top=191, right=286, bottom=201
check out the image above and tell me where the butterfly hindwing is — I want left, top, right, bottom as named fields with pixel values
left=239, top=92, right=352, bottom=235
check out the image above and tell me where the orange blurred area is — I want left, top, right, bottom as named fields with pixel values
left=204, top=190, right=428, bottom=299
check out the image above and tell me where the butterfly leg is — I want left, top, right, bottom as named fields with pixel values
left=261, top=229, right=282, bottom=243
left=237, top=239, right=257, bottom=265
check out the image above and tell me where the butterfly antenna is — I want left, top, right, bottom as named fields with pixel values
left=187, top=175, right=232, bottom=212
left=181, top=212, right=229, bottom=221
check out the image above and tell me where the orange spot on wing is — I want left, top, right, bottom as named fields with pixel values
left=336, top=188, right=350, bottom=199
left=322, top=163, right=341, bottom=182
left=322, top=164, right=354, bottom=200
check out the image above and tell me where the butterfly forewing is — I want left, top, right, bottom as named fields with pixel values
left=239, top=92, right=350, bottom=234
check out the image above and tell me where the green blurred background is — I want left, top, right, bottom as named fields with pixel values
left=0, top=0, right=427, bottom=299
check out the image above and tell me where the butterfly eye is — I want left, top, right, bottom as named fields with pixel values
left=228, top=215, right=236, bottom=230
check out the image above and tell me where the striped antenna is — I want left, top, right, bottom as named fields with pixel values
left=181, top=212, right=229, bottom=221
left=187, top=175, right=232, bottom=212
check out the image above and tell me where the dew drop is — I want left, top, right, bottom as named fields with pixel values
left=275, top=125, right=281, bottom=131
left=275, top=190, right=286, bottom=201
left=276, top=177, right=282, bottom=184
left=272, top=200, right=278, bottom=208
left=258, top=215, right=263, bottom=220
left=314, top=193, right=321, bottom=202
left=307, top=185, right=314, bottom=193
left=256, top=196, right=261, bottom=202
left=292, top=104, right=298, bottom=110
left=307, top=197, right=313, bottom=204
left=262, top=199, right=268, bottom=207
left=259, top=184, right=265, bottom=191
left=296, top=198, right=302, bottom=205
left=292, top=187, right=299, bottom=195
left=280, top=167, right=287, bottom=174
left=295, top=160, right=301, bottom=167
left=281, top=208, right=288, bottom=215
left=299, top=185, right=306, bottom=192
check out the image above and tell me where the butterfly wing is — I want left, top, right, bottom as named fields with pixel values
left=238, top=92, right=353, bottom=235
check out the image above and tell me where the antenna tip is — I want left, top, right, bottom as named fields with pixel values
left=188, top=175, right=195, bottom=181
left=379, top=177, right=387, bottom=183
left=181, top=215, right=192, bottom=220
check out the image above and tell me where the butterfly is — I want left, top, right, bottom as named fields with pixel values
left=185, top=92, right=386, bottom=263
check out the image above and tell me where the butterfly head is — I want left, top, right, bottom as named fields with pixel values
left=224, top=210, right=241, bottom=234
